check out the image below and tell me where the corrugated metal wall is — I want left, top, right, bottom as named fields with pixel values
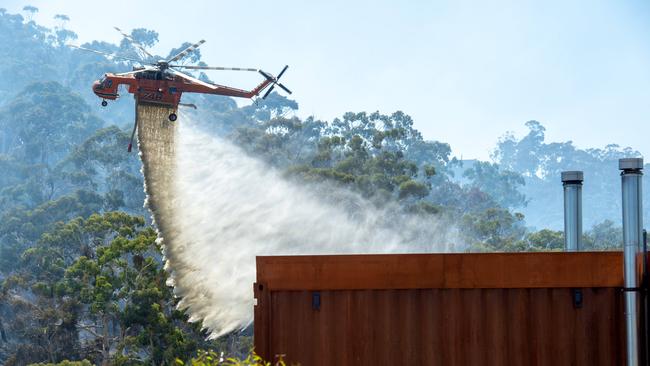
left=254, top=252, right=630, bottom=366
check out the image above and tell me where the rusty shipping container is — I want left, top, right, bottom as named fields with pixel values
left=254, top=252, right=648, bottom=365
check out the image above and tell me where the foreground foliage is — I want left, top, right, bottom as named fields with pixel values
left=2, top=212, right=213, bottom=365
left=181, top=350, right=289, bottom=366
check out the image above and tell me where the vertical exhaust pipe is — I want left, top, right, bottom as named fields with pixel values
left=620, top=157, right=643, bottom=366
left=562, top=171, right=583, bottom=251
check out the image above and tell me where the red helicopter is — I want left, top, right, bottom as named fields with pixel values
left=72, top=27, right=291, bottom=151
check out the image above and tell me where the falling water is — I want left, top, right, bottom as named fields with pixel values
left=136, top=105, right=459, bottom=337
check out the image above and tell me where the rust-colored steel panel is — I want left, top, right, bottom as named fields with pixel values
left=256, top=252, right=626, bottom=290
left=255, top=252, right=632, bottom=365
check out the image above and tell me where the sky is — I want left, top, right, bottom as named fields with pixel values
left=4, top=0, right=650, bottom=160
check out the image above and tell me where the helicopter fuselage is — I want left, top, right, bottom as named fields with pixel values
left=92, top=70, right=272, bottom=108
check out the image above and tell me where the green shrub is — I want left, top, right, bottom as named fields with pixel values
left=180, top=350, right=291, bottom=366
left=28, top=361, right=93, bottom=366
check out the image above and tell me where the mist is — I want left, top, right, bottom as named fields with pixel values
left=140, top=112, right=460, bottom=337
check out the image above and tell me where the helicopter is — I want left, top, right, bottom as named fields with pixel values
left=71, top=27, right=291, bottom=151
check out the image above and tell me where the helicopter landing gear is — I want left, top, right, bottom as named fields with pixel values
left=101, top=100, right=108, bottom=107
left=168, top=113, right=177, bottom=122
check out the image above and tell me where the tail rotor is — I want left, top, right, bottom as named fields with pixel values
left=259, top=65, right=292, bottom=99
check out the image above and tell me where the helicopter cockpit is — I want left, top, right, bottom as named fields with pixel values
left=95, top=75, right=113, bottom=90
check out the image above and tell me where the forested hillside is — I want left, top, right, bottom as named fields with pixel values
left=0, top=6, right=640, bottom=365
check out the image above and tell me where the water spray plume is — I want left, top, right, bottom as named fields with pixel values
left=136, top=104, right=459, bottom=337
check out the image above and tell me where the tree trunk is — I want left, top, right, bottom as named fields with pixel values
left=101, top=315, right=110, bottom=366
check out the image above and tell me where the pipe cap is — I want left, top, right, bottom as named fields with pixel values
left=561, top=171, right=583, bottom=182
left=619, top=158, right=644, bottom=171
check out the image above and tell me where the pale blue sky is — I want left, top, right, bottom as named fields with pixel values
left=5, top=0, right=650, bottom=159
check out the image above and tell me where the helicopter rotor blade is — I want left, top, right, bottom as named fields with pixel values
left=258, top=70, right=273, bottom=80
left=114, top=26, right=154, bottom=60
left=262, top=85, right=276, bottom=99
left=68, top=45, right=144, bottom=63
left=167, top=40, right=206, bottom=63
left=276, top=83, right=292, bottom=95
left=170, top=65, right=258, bottom=72
left=114, top=67, right=153, bottom=77
left=276, top=65, right=289, bottom=79
left=168, top=68, right=218, bottom=90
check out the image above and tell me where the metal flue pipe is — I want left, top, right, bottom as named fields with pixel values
left=562, top=171, right=583, bottom=251
left=620, top=157, right=644, bottom=366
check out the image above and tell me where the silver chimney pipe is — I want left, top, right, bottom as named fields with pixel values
left=562, top=171, right=583, bottom=251
left=620, top=157, right=643, bottom=366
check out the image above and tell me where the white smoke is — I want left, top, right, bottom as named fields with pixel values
left=157, top=119, right=459, bottom=337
